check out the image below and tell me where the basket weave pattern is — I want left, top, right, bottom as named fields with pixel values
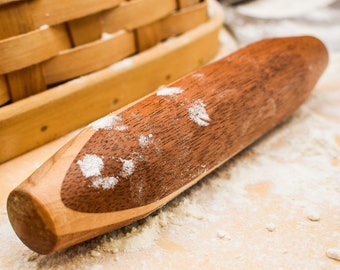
left=0, top=0, right=207, bottom=105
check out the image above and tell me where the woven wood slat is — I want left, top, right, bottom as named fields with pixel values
left=161, top=2, right=208, bottom=39
left=29, top=0, right=124, bottom=28
left=0, top=0, right=221, bottom=162
left=101, top=0, right=177, bottom=33
left=0, top=0, right=209, bottom=104
left=0, top=1, right=46, bottom=101
left=0, top=25, right=71, bottom=74
left=67, top=13, right=102, bottom=47
left=136, top=2, right=207, bottom=51
left=177, top=0, right=202, bottom=8
left=136, top=21, right=161, bottom=52
left=0, top=0, right=24, bottom=6
left=0, top=75, right=10, bottom=105
left=43, top=30, right=136, bottom=85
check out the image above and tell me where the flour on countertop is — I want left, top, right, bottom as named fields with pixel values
left=1, top=1, right=340, bottom=266
left=265, top=223, right=276, bottom=232
left=1, top=86, right=340, bottom=270
left=223, top=0, right=340, bottom=52
left=236, top=0, right=335, bottom=19
left=306, top=210, right=321, bottom=222
left=216, top=230, right=231, bottom=240
left=188, top=99, right=211, bottom=126
left=326, top=248, right=340, bottom=261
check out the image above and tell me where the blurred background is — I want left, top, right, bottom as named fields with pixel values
left=220, top=0, right=340, bottom=52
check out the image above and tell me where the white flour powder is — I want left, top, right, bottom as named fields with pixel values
left=139, top=134, right=153, bottom=148
left=77, top=154, right=104, bottom=178
left=90, top=115, right=127, bottom=131
left=157, top=87, right=184, bottom=96
left=92, top=177, right=119, bottom=190
left=119, top=158, right=135, bottom=178
left=188, top=99, right=211, bottom=126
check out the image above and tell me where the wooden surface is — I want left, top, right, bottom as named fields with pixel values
left=0, top=0, right=223, bottom=163
left=0, top=0, right=339, bottom=269
left=0, top=1, right=46, bottom=101
left=29, top=0, right=124, bottom=28
left=7, top=36, right=328, bottom=254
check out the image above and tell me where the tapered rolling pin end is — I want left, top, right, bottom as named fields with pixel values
left=7, top=190, right=56, bottom=254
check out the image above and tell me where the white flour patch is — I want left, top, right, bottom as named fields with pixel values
left=265, top=223, right=276, bottom=232
left=101, top=32, right=113, bottom=40
left=326, top=248, right=340, bottom=261
left=157, top=87, right=184, bottom=96
left=306, top=210, right=321, bottom=222
left=39, top=24, right=49, bottom=30
left=77, top=154, right=122, bottom=190
left=120, top=158, right=135, bottom=177
left=77, top=154, right=104, bottom=178
left=192, top=73, right=205, bottom=80
left=139, top=134, right=153, bottom=148
left=92, top=176, right=119, bottom=190
left=90, top=115, right=128, bottom=131
left=188, top=99, right=211, bottom=126
left=236, top=0, right=335, bottom=19
left=216, top=230, right=231, bottom=240
left=110, top=58, right=133, bottom=71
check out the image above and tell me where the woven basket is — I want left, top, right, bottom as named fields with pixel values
left=0, top=0, right=224, bottom=163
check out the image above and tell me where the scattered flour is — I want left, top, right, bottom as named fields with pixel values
left=101, top=32, right=113, bottom=40
left=188, top=99, right=211, bottom=126
left=1, top=3, right=339, bottom=267
left=39, top=24, right=49, bottom=30
left=92, top=177, right=119, bottom=190
left=110, top=58, right=134, bottom=71
left=87, top=264, right=104, bottom=270
left=306, top=211, right=321, bottom=222
left=77, top=154, right=104, bottom=178
left=265, top=223, right=276, bottom=232
left=90, top=115, right=128, bottom=131
left=192, top=73, right=205, bottom=80
left=89, top=250, right=102, bottom=258
left=236, top=0, right=335, bottom=19
left=77, top=152, right=139, bottom=189
left=216, top=230, right=231, bottom=240
left=139, top=134, right=153, bottom=148
left=119, top=158, right=135, bottom=178
left=156, top=87, right=184, bottom=96
left=76, top=154, right=124, bottom=189
left=326, top=248, right=340, bottom=261
left=223, top=0, right=340, bottom=51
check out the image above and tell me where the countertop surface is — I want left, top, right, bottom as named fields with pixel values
left=1, top=0, right=340, bottom=269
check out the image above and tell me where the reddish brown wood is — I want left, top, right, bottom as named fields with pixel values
left=7, top=36, right=328, bottom=254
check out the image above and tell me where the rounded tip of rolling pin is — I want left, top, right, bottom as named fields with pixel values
left=299, top=35, right=329, bottom=61
left=7, top=190, right=57, bottom=254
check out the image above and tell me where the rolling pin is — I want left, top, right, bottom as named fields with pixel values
left=7, top=36, right=328, bottom=254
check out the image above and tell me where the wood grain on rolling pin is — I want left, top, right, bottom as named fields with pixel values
left=7, top=36, right=328, bottom=254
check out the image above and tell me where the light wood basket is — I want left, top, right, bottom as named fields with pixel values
left=0, top=0, right=224, bottom=163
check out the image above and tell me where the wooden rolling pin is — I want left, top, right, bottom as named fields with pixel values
left=7, top=36, right=328, bottom=254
